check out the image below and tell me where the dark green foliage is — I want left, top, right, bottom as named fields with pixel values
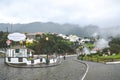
left=27, top=33, right=74, bottom=55
left=109, top=37, right=120, bottom=45
left=0, top=31, right=9, bottom=48
left=102, top=48, right=109, bottom=54
left=109, top=37, right=120, bottom=54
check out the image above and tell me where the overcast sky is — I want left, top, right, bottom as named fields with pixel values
left=0, top=0, right=120, bottom=27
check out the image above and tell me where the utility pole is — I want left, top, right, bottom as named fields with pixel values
left=6, top=27, right=8, bottom=32
left=10, top=23, right=13, bottom=33
left=10, top=23, right=12, bottom=33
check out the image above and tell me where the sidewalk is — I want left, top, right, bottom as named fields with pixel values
left=106, top=61, right=120, bottom=64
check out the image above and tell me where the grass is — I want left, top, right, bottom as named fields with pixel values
left=85, top=43, right=94, bottom=50
left=78, top=53, right=120, bottom=63
left=0, top=53, right=5, bottom=58
left=100, top=54, right=120, bottom=59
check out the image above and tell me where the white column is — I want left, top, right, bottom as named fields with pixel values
left=11, top=49, right=13, bottom=57
left=10, top=49, right=11, bottom=57
left=25, top=49, right=27, bottom=57
left=7, top=49, right=10, bottom=57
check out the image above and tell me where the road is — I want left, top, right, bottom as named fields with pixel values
left=84, top=61, right=120, bottom=80
left=0, top=57, right=86, bottom=80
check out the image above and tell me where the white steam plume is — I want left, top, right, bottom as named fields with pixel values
left=95, top=39, right=109, bottom=50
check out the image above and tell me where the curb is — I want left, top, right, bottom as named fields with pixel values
left=74, top=59, right=89, bottom=80
left=5, top=60, right=62, bottom=68
left=106, top=61, right=120, bottom=64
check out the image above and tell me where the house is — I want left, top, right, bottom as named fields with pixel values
left=5, top=45, right=33, bottom=64
left=68, top=35, right=80, bottom=42
left=5, top=45, right=58, bottom=65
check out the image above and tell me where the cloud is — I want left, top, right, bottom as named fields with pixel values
left=0, top=0, right=120, bottom=27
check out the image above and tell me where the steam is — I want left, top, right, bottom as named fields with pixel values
left=92, top=32, right=98, bottom=38
left=91, top=27, right=120, bottom=39
left=95, top=39, right=109, bottom=50
left=83, top=47, right=90, bottom=54
left=92, top=27, right=120, bottom=50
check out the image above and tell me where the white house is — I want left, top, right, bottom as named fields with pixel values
left=5, top=45, right=31, bottom=64
left=68, top=35, right=80, bottom=42
left=80, top=38, right=91, bottom=43
left=5, top=45, right=58, bottom=65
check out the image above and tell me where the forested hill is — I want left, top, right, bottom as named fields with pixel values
left=0, top=22, right=108, bottom=37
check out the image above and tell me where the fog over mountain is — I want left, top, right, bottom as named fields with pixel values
left=0, top=22, right=120, bottom=38
left=100, top=26, right=120, bottom=38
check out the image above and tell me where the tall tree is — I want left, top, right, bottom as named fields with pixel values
left=27, top=33, right=74, bottom=55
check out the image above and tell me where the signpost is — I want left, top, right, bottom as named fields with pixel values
left=6, top=40, right=11, bottom=46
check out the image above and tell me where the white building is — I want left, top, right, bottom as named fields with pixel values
left=5, top=45, right=58, bottom=65
left=5, top=45, right=31, bottom=64
left=68, top=35, right=80, bottom=42
left=80, top=39, right=91, bottom=43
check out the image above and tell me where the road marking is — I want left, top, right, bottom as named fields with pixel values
left=74, top=60, right=89, bottom=80
left=81, top=61, right=89, bottom=80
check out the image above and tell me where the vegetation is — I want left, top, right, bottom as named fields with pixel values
left=0, top=31, right=9, bottom=48
left=26, top=33, right=75, bottom=55
left=109, top=37, right=120, bottom=54
left=0, top=31, right=76, bottom=56
left=78, top=37, right=120, bottom=63
left=85, top=43, right=94, bottom=50
left=1, top=29, right=120, bottom=61
left=78, top=53, right=120, bottom=63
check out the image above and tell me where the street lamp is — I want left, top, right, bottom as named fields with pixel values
left=45, top=37, right=49, bottom=65
left=46, top=37, right=49, bottom=41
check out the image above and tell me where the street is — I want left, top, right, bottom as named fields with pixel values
left=0, top=57, right=86, bottom=80
left=84, top=61, right=120, bottom=80
left=1, top=57, right=120, bottom=80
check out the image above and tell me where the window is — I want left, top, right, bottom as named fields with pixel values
left=15, top=49, right=19, bottom=53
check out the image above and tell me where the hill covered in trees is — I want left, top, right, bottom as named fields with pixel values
left=0, top=22, right=99, bottom=37
left=0, top=22, right=120, bottom=38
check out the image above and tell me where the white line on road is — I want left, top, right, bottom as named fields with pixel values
left=81, top=61, right=89, bottom=80
left=74, top=60, right=89, bottom=80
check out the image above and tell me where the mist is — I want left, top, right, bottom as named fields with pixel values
left=92, top=26, right=120, bottom=50
left=99, top=26, right=120, bottom=39
left=94, top=39, right=109, bottom=50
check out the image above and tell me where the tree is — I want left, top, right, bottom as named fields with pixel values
left=27, top=33, right=74, bottom=55
left=0, top=31, right=9, bottom=48
left=109, top=37, right=120, bottom=54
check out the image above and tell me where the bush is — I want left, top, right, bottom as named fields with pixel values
left=0, top=53, right=5, bottom=58
left=27, top=57, right=33, bottom=61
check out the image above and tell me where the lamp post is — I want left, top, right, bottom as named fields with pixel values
left=45, top=37, right=49, bottom=65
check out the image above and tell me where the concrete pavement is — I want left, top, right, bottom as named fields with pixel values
left=2, top=55, right=120, bottom=80
left=83, top=61, right=120, bottom=80
left=0, top=57, right=87, bottom=80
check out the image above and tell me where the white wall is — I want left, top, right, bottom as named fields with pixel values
left=6, top=58, right=28, bottom=63
left=6, top=57, right=58, bottom=65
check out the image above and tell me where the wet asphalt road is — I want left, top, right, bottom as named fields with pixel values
left=84, top=61, right=120, bottom=80
left=0, top=57, right=86, bottom=80
left=1, top=57, right=120, bottom=80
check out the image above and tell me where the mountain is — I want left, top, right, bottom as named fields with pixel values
left=0, top=22, right=100, bottom=37
left=67, top=24, right=100, bottom=37
left=0, top=22, right=75, bottom=33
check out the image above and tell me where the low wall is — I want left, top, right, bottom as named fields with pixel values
left=5, top=57, right=58, bottom=65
